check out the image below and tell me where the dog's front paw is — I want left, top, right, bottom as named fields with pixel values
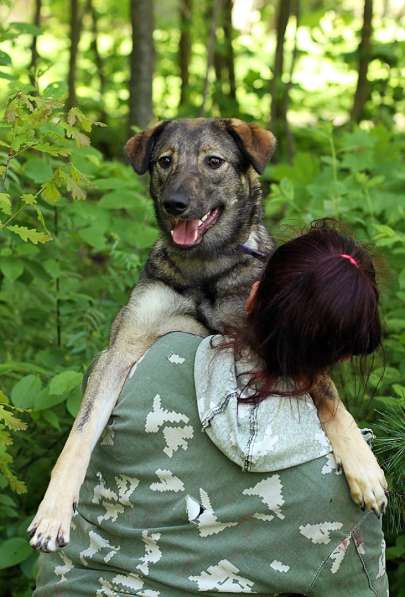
left=334, top=445, right=388, bottom=515
left=27, top=497, right=75, bottom=552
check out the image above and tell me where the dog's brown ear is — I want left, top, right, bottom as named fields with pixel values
left=224, top=119, right=276, bottom=174
left=125, top=121, right=170, bottom=175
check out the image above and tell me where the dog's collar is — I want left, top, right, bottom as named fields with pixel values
left=239, top=244, right=267, bottom=261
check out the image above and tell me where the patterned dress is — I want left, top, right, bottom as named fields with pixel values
left=34, top=332, right=388, bottom=596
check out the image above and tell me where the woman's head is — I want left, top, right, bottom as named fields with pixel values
left=245, top=219, right=381, bottom=390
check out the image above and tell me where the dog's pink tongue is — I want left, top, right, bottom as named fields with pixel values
left=171, top=219, right=200, bottom=246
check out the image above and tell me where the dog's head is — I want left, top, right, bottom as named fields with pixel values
left=125, top=118, right=276, bottom=253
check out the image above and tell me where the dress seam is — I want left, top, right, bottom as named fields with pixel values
left=305, top=511, right=371, bottom=595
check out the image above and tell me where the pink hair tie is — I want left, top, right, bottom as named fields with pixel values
left=340, top=253, right=359, bottom=268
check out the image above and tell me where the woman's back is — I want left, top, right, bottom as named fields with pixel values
left=34, top=332, right=387, bottom=596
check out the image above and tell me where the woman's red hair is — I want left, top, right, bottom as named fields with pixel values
left=223, top=219, right=382, bottom=402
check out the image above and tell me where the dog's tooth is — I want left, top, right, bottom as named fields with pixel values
left=201, top=213, right=209, bottom=222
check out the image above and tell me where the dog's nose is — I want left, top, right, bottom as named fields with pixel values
left=163, top=193, right=189, bottom=216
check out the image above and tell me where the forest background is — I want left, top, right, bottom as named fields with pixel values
left=0, top=0, right=404, bottom=594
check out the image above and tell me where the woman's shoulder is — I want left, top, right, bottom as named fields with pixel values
left=149, top=331, right=207, bottom=362
left=122, top=331, right=208, bottom=395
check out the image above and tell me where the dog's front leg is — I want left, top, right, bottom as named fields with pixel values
left=313, top=376, right=388, bottom=514
left=28, top=281, right=204, bottom=552
left=27, top=335, right=141, bottom=552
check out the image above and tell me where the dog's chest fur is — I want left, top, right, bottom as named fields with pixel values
left=143, top=224, right=273, bottom=331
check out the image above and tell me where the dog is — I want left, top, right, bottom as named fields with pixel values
left=28, top=118, right=387, bottom=552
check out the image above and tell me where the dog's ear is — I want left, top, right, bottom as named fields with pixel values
left=224, top=119, right=276, bottom=174
left=125, top=121, right=170, bottom=175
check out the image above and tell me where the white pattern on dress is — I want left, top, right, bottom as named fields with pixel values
left=270, top=560, right=290, bottom=572
left=145, top=394, right=194, bottom=457
left=92, top=472, right=139, bottom=524
left=168, top=353, right=185, bottom=364
left=299, top=521, right=343, bottom=545
left=162, top=425, right=194, bottom=457
left=242, top=475, right=285, bottom=521
left=186, top=489, right=238, bottom=537
left=96, top=577, right=118, bottom=596
left=80, top=530, right=120, bottom=566
left=145, top=395, right=189, bottom=432
left=54, top=552, right=73, bottom=583
left=330, top=536, right=351, bottom=573
left=136, top=530, right=162, bottom=576
left=270, top=560, right=290, bottom=573
left=150, top=469, right=185, bottom=493
left=189, top=559, right=255, bottom=592
left=321, top=453, right=342, bottom=475
left=376, top=539, right=386, bottom=579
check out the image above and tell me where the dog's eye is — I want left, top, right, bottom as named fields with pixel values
left=158, top=156, right=172, bottom=169
left=207, top=156, right=224, bottom=170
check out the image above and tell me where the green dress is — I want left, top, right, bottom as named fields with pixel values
left=34, top=332, right=388, bottom=596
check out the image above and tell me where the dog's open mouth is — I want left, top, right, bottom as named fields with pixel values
left=170, top=208, right=221, bottom=247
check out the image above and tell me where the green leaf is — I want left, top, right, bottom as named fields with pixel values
left=0, top=257, right=24, bottom=281
left=43, top=81, right=68, bottom=99
left=375, top=396, right=404, bottom=408
left=32, top=389, right=67, bottom=411
left=21, top=193, right=36, bottom=206
left=0, top=405, right=27, bottom=431
left=99, top=190, right=140, bottom=210
left=279, top=178, right=295, bottom=201
left=41, top=182, right=61, bottom=204
left=133, top=223, right=158, bottom=249
left=66, top=389, right=82, bottom=417
left=369, top=367, right=400, bottom=388
left=78, top=226, right=107, bottom=250
left=7, top=225, right=51, bottom=244
left=41, top=409, right=61, bottom=430
left=0, top=71, right=16, bottom=80
left=393, top=384, right=405, bottom=399
left=11, top=375, right=42, bottom=409
left=9, top=21, right=41, bottom=35
left=0, top=50, right=11, bottom=67
left=43, top=259, right=61, bottom=279
left=0, top=193, right=11, bottom=215
left=0, top=538, right=32, bottom=569
left=48, top=370, right=82, bottom=396
left=24, top=157, right=53, bottom=184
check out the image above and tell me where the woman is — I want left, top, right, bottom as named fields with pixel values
left=33, top=221, right=388, bottom=596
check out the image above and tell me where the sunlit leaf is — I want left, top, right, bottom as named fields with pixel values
left=7, top=225, right=51, bottom=244
left=0, top=193, right=11, bottom=215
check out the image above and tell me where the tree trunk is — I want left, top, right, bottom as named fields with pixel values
left=67, top=0, right=81, bottom=111
left=223, top=0, right=238, bottom=110
left=270, top=0, right=291, bottom=133
left=87, top=0, right=107, bottom=122
left=29, top=0, right=42, bottom=87
left=178, top=0, right=193, bottom=108
left=129, top=0, right=155, bottom=132
left=200, top=0, right=223, bottom=116
left=213, top=32, right=225, bottom=110
left=351, top=0, right=373, bottom=123
left=283, top=0, right=300, bottom=160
